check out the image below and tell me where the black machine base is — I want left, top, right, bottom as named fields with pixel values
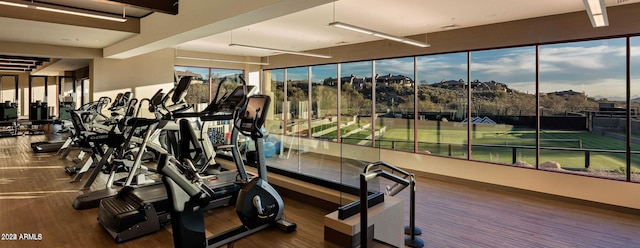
left=31, top=141, right=65, bottom=153
left=276, top=219, right=297, bottom=233
left=73, top=188, right=121, bottom=210
left=98, top=185, right=171, bottom=243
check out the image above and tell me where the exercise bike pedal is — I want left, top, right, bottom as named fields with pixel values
left=65, top=166, right=78, bottom=175
left=276, top=219, right=297, bottom=233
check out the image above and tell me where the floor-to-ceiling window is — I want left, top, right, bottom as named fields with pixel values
left=175, top=66, right=210, bottom=110
left=470, top=47, right=537, bottom=166
left=260, top=35, right=640, bottom=184
left=310, top=64, right=338, bottom=140
left=374, top=57, right=415, bottom=153
left=174, top=66, right=243, bottom=148
left=30, top=76, right=47, bottom=118
left=539, top=38, right=627, bottom=179
left=340, top=61, right=373, bottom=146
left=415, top=53, right=468, bottom=158
left=265, top=69, right=285, bottom=135
left=628, top=37, right=640, bottom=182
left=1, top=75, right=19, bottom=116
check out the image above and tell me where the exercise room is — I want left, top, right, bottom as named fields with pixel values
left=3, top=0, right=640, bottom=247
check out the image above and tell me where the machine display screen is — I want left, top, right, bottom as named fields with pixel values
left=240, top=95, right=270, bottom=131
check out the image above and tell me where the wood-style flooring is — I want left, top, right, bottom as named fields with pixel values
left=2, top=134, right=640, bottom=247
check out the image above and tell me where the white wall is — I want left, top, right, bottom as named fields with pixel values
left=92, top=48, right=175, bottom=95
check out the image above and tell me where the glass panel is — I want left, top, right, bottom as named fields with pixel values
left=311, top=64, right=338, bottom=140
left=374, top=57, right=415, bottom=152
left=75, top=82, right=82, bottom=109
left=306, top=64, right=342, bottom=182
left=62, top=78, right=75, bottom=109
left=1, top=76, right=15, bottom=102
left=211, top=68, right=243, bottom=101
left=208, top=69, right=243, bottom=149
left=263, top=69, right=287, bottom=170
left=265, top=69, right=285, bottom=136
left=277, top=67, right=309, bottom=177
left=340, top=61, right=379, bottom=206
left=48, top=79, right=57, bottom=117
left=82, top=79, right=90, bottom=106
left=469, top=47, right=536, bottom=166
left=286, top=67, right=309, bottom=136
left=1, top=76, right=18, bottom=116
left=539, top=38, right=626, bottom=179
left=341, top=61, right=373, bottom=147
left=175, top=66, right=210, bottom=111
left=416, top=53, right=469, bottom=158
left=30, top=77, right=47, bottom=118
left=630, top=37, right=640, bottom=182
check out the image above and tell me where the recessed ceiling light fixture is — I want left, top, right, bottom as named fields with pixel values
left=583, top=0, right=608, bottom=27
left=328, top=21, right=430, bottom=48
left=0, top=0, right=127, bottom=22
left=229, top=43, right=332, bottom=59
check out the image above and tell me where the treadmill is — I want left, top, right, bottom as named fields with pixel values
left=97, top=82, right=254, bottom=243
left=31, top=94, right=126, bottom=153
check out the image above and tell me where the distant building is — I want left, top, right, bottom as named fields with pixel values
left=430, top=79, right=510, bottom=92
left=176, top=70, right=205, bottom=84
left=288, top=80, right=309, bottom=91
left=470, top=80, right=509, bottom=92
left=547, top=89, right=585, bottom=97
left=322, top=77, right=338, bottom=86
left=430, top=79, right=467, bottom=89
left=375, top=74, right=414, bottom=87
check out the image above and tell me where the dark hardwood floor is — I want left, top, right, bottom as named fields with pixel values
left=2, top=134, right=640, bottom=247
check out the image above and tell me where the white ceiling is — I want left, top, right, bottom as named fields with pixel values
left=0, top=17, right=137, bottom=49
left=1, top=0, right=640, bottom=73
left=175, top=0, right=640, bottom=57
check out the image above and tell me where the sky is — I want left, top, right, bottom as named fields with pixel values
left=174, top=66, right=243, bottom=79
left=273, top=37, right=640, bottom=100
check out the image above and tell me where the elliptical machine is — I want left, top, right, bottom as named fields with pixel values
left=159, top=94, right=296, bottom=248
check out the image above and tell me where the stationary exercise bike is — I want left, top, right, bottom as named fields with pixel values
left=159, top=94, right=296, bottom=248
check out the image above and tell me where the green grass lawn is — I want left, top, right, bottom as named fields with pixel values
left=378, top=127, right=640, bottom=171
left=311, top=123, right=337, bottom=133
left=314, top=123, right=640, bottom=172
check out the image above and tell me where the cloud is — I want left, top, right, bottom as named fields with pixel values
left=375, top=58, right=414, bottom=76
left=268, top=38, right=638, bottom=99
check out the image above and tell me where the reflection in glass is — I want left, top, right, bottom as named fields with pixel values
left=286, top=67, right=309, bottom=137
left=416, top=53, right=468, bottom=158
left=539, top=38, right=626, bottom=180
left=265, top=69, right=285, bottom=136
left=374, top=57, right=415, bottom=152
left=470, top=47, right=536, bottom=166
left=311, top=64, right=338, bottom=140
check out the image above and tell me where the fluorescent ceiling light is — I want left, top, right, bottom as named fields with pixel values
left=0, top=1, right=26, bottom=7
left=0, top=0, right=126, bottom=22
left=328, top=21, right=430, bottom=48
left=329, top=22, right=373, bottom=35
left=0, top=62, right=34, bottom=66
left=373, top=33, right=403, bottom=42
left=229, top=43, right=332, bottom=59
left=175, top=56, right=269, bottom=65
left=35, top=6, right=127, bottom=22
left=583, top=0, right=608, bottom=27
left=0, top=67, right=26, bottom=71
